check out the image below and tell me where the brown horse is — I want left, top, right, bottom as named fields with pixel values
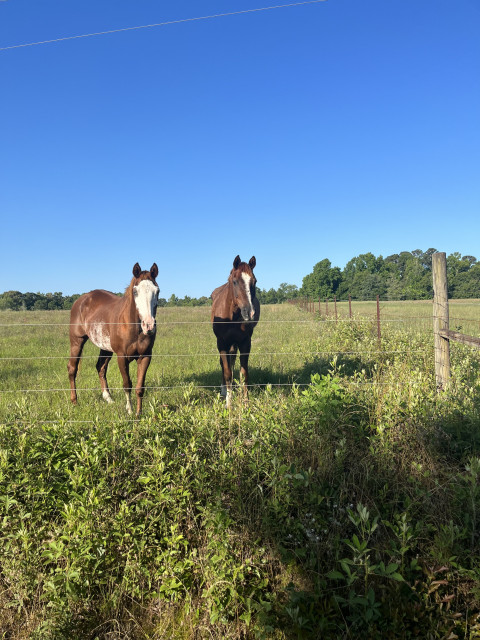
left=68, top=263, right=159, bottom=416
left=211, top=255, right=260, bottom=407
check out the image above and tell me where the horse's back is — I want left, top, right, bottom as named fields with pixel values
left=211, top=283, right=227, bottom=303
left=211, top=283, right=229, bottom=320
left=70, top=289, right=120, bottom=335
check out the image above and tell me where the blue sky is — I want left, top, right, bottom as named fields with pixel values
left=1, top=0, right=479, bottom=298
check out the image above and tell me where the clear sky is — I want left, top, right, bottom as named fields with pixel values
left=1, top=0, right=479, bottom=298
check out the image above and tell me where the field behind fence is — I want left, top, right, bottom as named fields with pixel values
left=1, top=298, right=479, bottom=424
left=299, top=297, right=480, bottom=335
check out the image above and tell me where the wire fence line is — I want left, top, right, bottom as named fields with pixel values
left=0, top=379, right=414, bottom=396
left=0, top=319, right=382, bottom=327
left=0, top=304, right=460, bottom=400
left=0, top=349, right=432, bottom=362
left=0, top=316, right=466, bottom=328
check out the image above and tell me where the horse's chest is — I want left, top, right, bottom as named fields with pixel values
left=217, top=323, right=251, bottom=345
left=127, top=333, right=155, bottom=358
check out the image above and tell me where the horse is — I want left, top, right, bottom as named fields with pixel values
left=67, top=263, right=160, bottom=416
left=211, top=255, right=260, bottom=407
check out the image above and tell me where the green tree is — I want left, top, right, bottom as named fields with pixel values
left=0, top=291, right=24, bottom=310
left=451, top=263, right=480, bottom=298
left=301, top=259, right=342, bottom=299
left=167, top=294, right=179, bottom=306
left=276, top=283, right=299, bottom=302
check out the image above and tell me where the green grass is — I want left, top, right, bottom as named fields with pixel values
left=1, top=302, right=480, bottom=638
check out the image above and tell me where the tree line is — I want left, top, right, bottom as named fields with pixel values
left=298, top=249, right=480, bottom=301
left=0, top=291, right=213, bottom=311
left=1, top=250, right=478, bottom=310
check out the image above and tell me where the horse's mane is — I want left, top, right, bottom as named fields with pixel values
left=124, top=278, right=135, bottom=298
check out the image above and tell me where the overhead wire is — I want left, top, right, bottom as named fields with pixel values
left=0, top=0, right=327, bottom=52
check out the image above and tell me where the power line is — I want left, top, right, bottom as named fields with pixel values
left=0, top=1, right=327, bottom=52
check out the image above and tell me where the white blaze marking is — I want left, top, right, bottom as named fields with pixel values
left=241, top=273, right=253, bottom=313
left=89, top=322, right=112, bottom=351
left=134, top=280, right=159, bottom=330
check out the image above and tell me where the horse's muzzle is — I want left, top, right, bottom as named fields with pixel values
left=241, top=307, right=256, bottom=323
left=141, top=319, right=156, bottom=335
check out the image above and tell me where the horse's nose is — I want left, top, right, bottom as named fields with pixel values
left=241, top=306, right=254, bottom=322
left=142, top=318, right=156, bottom=334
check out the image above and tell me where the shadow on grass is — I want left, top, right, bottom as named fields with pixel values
left=185, top=352, right=378, bottom=398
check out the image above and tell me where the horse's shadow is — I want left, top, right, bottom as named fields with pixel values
left=186, top=352, right=377, bottom=398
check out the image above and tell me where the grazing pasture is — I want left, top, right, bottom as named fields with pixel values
left=1, top=301, right=480, bottom=639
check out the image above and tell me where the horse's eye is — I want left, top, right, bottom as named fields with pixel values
left=133, top=288, right=138, bottom=297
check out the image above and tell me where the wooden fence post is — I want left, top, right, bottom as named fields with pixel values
left=334, top=296, right=338, bottom=323
left=348, top=295, right=352, bottom=319
left=432, top=252, right=450, bottom=390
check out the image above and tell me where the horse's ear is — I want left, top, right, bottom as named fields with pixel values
left=233, top=255, right=241, bottom=269
left=150, top=263, right=159, bottom=279
left=133, top=263, right=142, bottom=278
left=249, top=256, right=256, bottom=270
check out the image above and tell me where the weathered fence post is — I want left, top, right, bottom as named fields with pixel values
left=348, top=295, right=352, bottom=319
left=432, top=252, right=450, bottom=391
left=334, top=295, right=338, bottom=323
left=318, top=297, right=321, bottom=315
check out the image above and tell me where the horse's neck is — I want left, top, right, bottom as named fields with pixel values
left=120, top=291, right=139, bottom=327
left=226, top=281, right=239, bottom=318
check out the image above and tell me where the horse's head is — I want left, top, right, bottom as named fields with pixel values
left=132, top=263, right=160, bottom=335
left=229, top=255, right=257, bottom=323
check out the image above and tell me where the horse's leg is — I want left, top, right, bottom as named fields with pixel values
left=239, top=337, right=252, bottom=402
left=135, top=354, right=152, bottom=416
left=219, top=355, right=227, bottom=398
left=117, top=354, right=133, bottom=415
left=228, top=344, right=237, bottom=377
left=67, top=335, right=88, bottom=405
left=96, top=349, right=113, bottom=404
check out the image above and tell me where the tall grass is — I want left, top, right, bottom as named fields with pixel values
left=1, top=303, right=480, bottom=638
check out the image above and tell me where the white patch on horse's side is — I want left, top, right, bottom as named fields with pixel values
left=134, top=280, right=159, bottom=324
left=241, top=273, right=253, bottom=312
left=103, top=390, right=113, bottom=404
left=89, top=322, right=112, bottom=351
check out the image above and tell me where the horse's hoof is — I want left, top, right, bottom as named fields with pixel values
left=102, top=391, right=113, bottom=404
